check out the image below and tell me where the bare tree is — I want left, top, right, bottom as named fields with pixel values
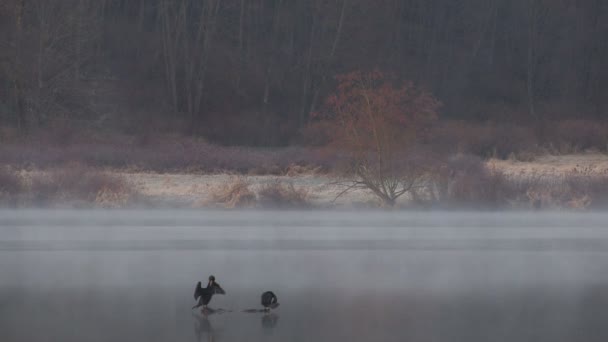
left=13, top=0, right=26, bottom=130
left=316, top=70, right=440, bottom=206
left=159, top=0, right=222, bottom=123
left=1, top=0, right=608, bottom=143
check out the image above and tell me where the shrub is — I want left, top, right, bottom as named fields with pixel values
left=428, top=119, right=608, bottom=159
left=562, top=169, right=608, bottom=209
left=417, top=154, right=608, bottom=210
left=0, top=167, right=22, bottom=206
left=429, top=121, right=538, bottom=159
left=313, top=70, right=440, bottom=206
left=209, top=177, right=256, bottom=208
left=420, top=154, right=512, bottom=208
left=27, top=165, right=133, bottom=207
left=0, top=133, right=333, bottom=174
left=546, top=120, right=608, bottom=153
left=257, top=180, right=310, bottom=209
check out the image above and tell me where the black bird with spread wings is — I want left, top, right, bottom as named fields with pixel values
left=192, top=275, right=226, bottom=310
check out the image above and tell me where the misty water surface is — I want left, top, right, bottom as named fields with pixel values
left=1, top=210, right=607, bottom=342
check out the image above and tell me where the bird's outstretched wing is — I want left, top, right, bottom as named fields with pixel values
left=194, top=281, right=203, bottom=300
left=213, top=284, right=226, bottom=295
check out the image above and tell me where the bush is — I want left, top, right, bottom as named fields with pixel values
left=27, top=165, right=133, bottom=207
left=0, top=167, right=22, bottom=206
left=416, top=154, right=608, bottom=210
left=0, top=132, right=333, bottom=174
left=257, top=180, right=310, bottom=209
left=562, top=169, right=608, bottom=209
left=546, top=120, right=608, bottom=153
left=419, top=154, right=512, bottom=208
left=428, top=120, right=608, bottom=160
left=418, top=155, right=545, bottom=208
left=209, top=177, right=256, bottom=208
left=429, top=121, right=538, bottom=159
left=313, top=70, right=440, bottom=206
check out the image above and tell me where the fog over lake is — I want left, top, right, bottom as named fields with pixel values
left=1, top=210, right=607, bottom=342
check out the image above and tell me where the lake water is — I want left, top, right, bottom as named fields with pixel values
left=1, top=210, right=607, bottom=342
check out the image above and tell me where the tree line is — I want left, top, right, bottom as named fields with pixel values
left=1, top=0, right=607, bottom=145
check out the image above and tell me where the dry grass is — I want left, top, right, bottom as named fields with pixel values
left=284, top=163, right=323, bottom=177
left=416, top=154, right=512, bottom=208
left=24, top=164, right=134, bottom=207
left=1, top=119, right=607, bottom=176
left=413, top=154, right=608, bottom=210
left=208, top=177, right=256, bottom=208
left=258, top=180, right=311, bottom=209
left=527, top=169, right=608, bottom=210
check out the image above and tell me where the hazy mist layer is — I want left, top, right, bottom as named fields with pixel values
left=1, top=210, right=607, bottom=342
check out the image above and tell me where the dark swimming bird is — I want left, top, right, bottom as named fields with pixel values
left=242, top=291, right=280, bottom=313
left=193, top=275, right=226, bottom=310
left=261, top=291, right=279, bottom=310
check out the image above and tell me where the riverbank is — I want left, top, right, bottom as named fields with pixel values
left=2, top=153, right=608, bottom=210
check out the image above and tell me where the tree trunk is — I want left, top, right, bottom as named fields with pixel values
left=14, top=0, right=27, bottom=131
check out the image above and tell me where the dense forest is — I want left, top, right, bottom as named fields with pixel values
left=1, top=0, right=607, bottom=146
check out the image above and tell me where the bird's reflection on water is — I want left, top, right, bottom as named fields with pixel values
left=193, top=313, right=219, bottom=342
left=192, top=311, right=279, bottom=341
left=261, top=312, right=279, bottom=333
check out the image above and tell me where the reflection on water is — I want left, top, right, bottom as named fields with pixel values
left=193, top=313, right=215, bottom=342
left=261, top=313, right=279, bottom=331
left=191, top=310, right=279, bottom=342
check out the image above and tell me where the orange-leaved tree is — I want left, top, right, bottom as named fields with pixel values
left=313, top=70, right=440, bottom=206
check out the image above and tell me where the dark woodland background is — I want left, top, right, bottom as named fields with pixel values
left=1, top=0, right=607, bottom=146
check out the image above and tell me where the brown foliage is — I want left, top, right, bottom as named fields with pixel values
left=209, top=177, right=256, bottom=208
left=27, top=165, right=133, bottom=207
left=557, top=168, right=608, bottom=209
left=428, top=120, right=608, bottom=160
left=0, top=131, right=334, bottom=174
left=448, top=161, right=514, bottom=207
left=314, top=70, right=440, bottom=206
left=415, top=155, right=608, bottom=210
left=258, top=180, right=310, bottom=209
left=418, top=155, right=513, bottom=208
left=314, top=70, right=440, bottom=153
